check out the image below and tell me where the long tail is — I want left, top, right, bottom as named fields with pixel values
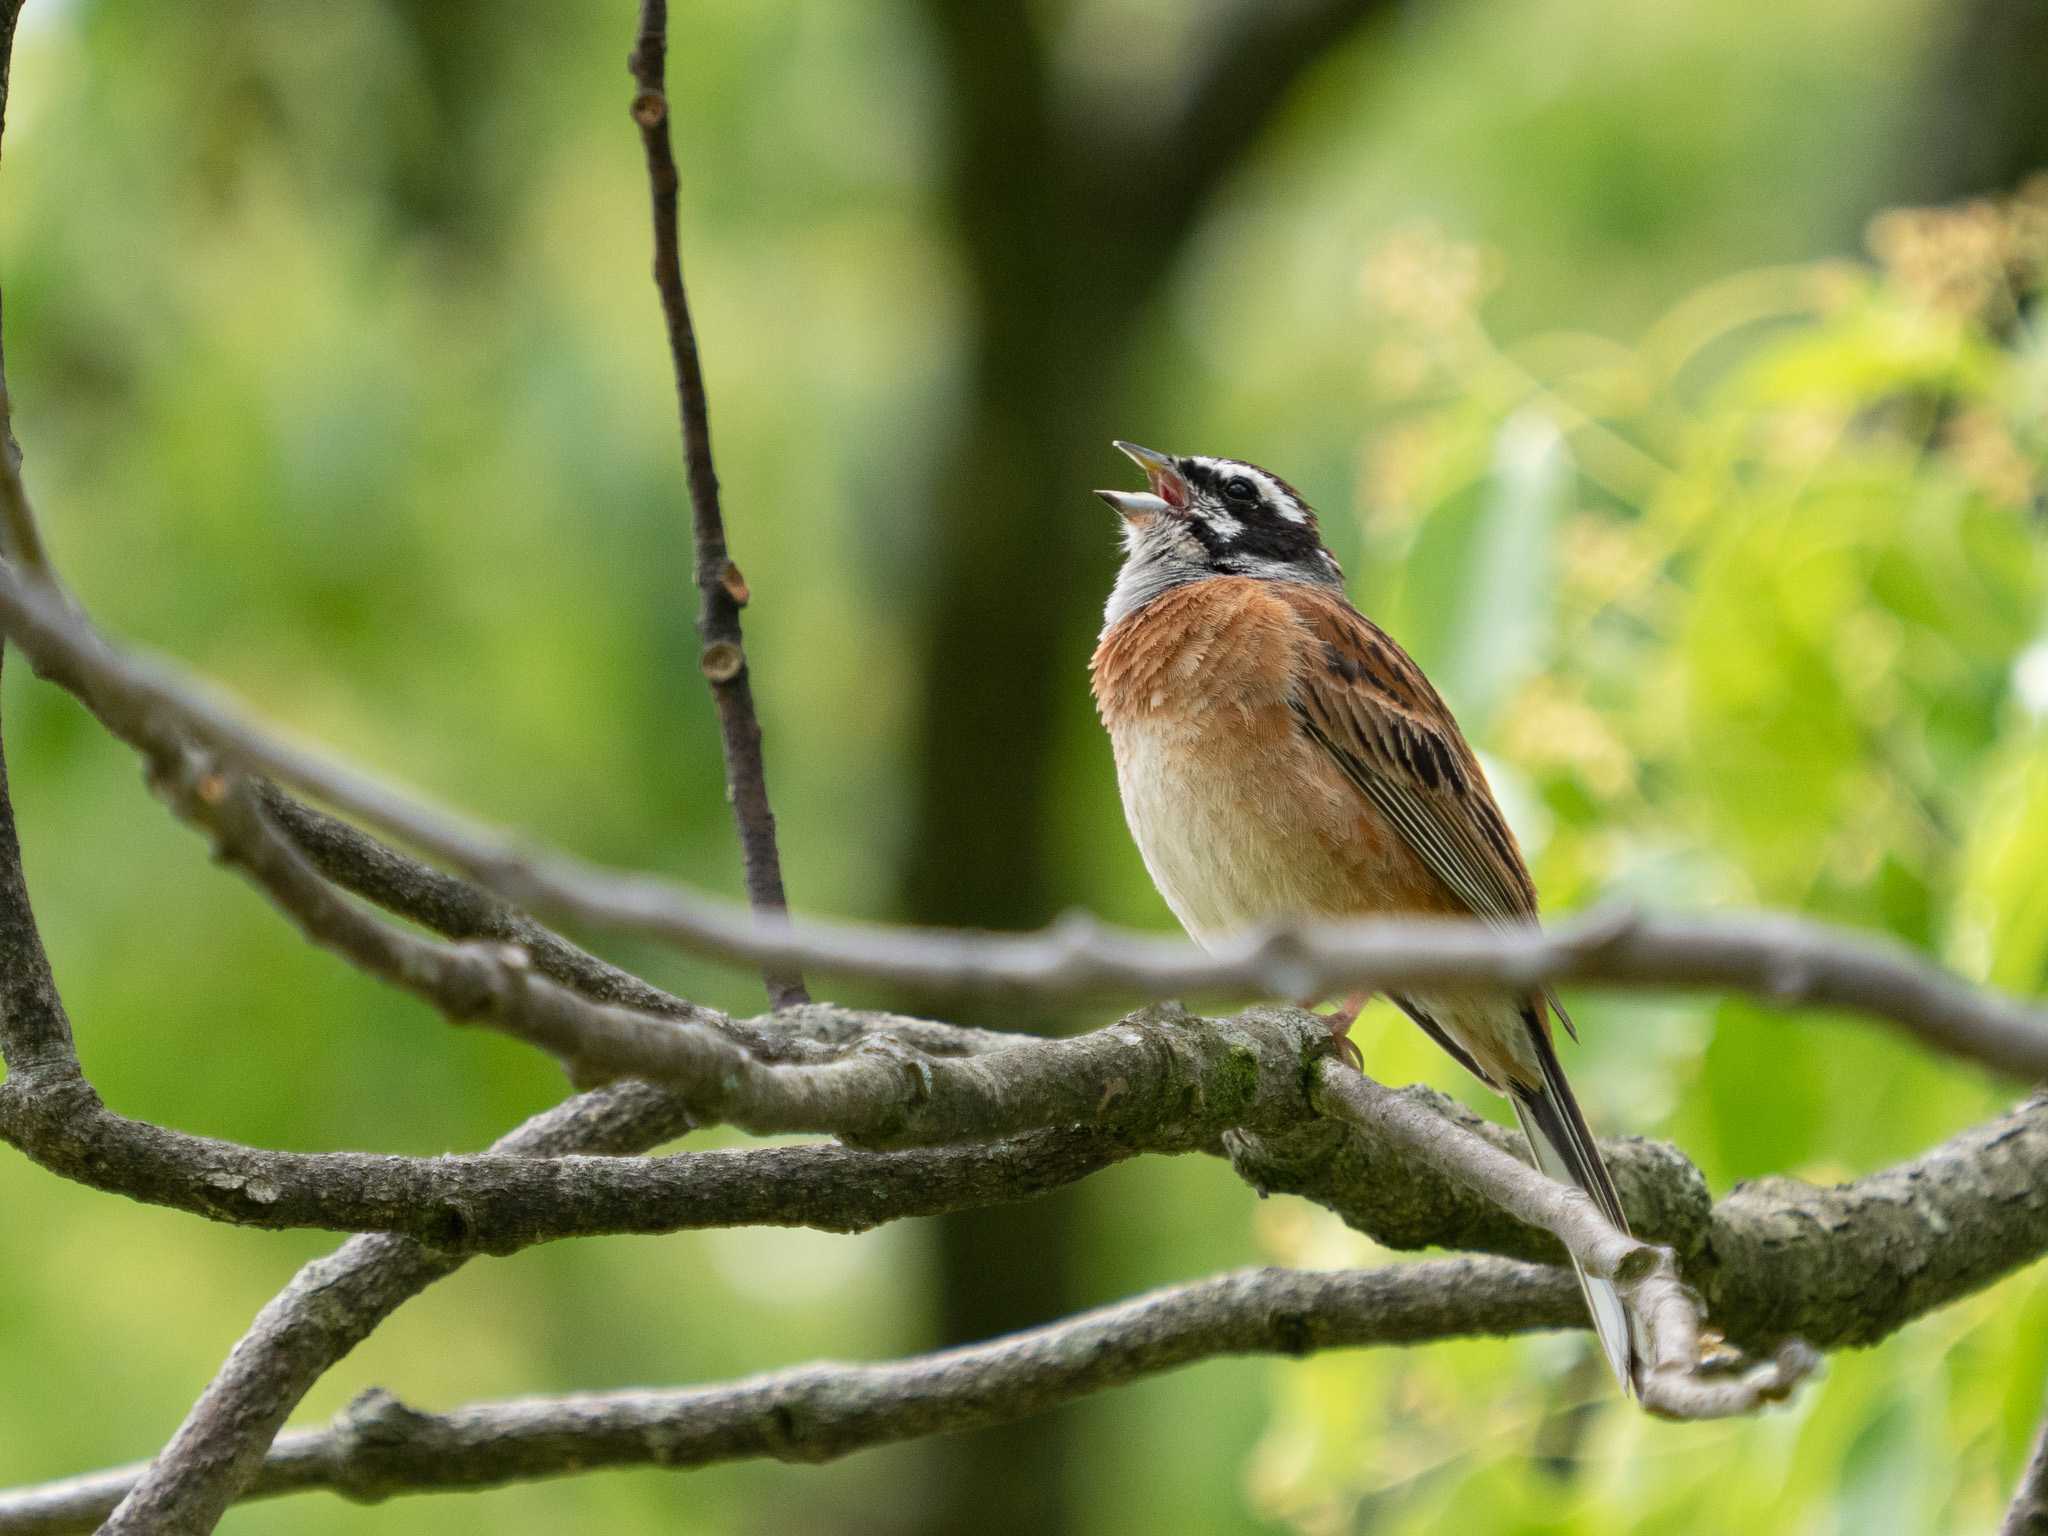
left=1508, top=1021, right=1641, bottom=1397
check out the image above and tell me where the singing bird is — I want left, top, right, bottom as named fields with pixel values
left=1088, top=440, right=1637, bottom=1393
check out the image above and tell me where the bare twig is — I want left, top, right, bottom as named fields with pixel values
left=2002, top=1390, right=2048, bottom=1536
left=0, top=1260, right=1582, bottom=1534
left=0, top=1, right=28, bottom=496
left=1, top=560, right=2044, bottom=1077
left=0, top=701, right=75, bottom=1090
left=627, top=0, right=805, bottom=1009
left=0, top=186, right=52, bottom=578
left=1313, top=1061, right=1819, bottom=1418
left=252, top=782, right=706, bottom=1024
left=0, top=384, right=49, bottom=579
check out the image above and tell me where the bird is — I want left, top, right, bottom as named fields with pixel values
left=1087, top=439, right=1638, bottom=1395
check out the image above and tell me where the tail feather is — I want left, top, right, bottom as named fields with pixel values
left=1510, top=1024, right=1641, bottom=1396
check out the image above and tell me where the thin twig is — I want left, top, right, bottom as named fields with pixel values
left=0, top=1261, right=1582, bottom=1534
left=0, top=385, right=50, bottom=579
left=1, top=559, right=2045, bottom=1077
left=252, top=781, right=707, bottom=1023
left=2006, top=1392, right=2048, bottom=1536
left=0, top=685, right=77, bottom=1089
left=627, top=0, right=805, bottom=1009
left=0, top=1, right=30, bottom=524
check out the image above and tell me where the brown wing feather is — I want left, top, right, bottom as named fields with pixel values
left=1279, top=585, right=1536, bottom=917
left=1276, top=586, right=1579, bottom=1039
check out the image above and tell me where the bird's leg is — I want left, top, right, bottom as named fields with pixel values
left=1299, top=990, right=1370, bottom=1071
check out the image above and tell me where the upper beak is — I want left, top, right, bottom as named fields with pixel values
left=1093, top=439, right=1190, bottom=521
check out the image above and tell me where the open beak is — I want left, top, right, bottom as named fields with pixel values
left=1094, top=439, right=1190, bottom=520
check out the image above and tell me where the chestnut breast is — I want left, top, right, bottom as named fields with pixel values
left=1089, top=577, right=1455, bottom=946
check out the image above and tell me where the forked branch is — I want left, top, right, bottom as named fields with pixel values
left=0, top=1261, right=1581, bottom=1533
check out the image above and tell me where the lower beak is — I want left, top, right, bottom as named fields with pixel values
left=1094, top=487, right=1173, bottom=520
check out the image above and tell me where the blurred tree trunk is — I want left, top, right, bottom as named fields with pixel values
left=1903, top=0, right=2048, bottom=203
left=899, top=3, right=1398, bottom=1530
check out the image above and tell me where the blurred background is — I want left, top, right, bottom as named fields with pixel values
left=2, top=0, right=2046, bottom=1531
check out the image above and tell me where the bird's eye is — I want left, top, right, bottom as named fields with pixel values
left=1222, top=476, right=1258, bottom=502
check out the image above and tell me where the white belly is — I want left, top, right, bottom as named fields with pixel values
left=1109, top=717, right=1345, bottom=947
left=1109, top=716, right=1534, bottom=1081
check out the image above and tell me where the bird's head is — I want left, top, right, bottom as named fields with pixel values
left=1094, top=440, right=1342, bottom=626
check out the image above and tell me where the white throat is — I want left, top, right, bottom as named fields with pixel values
left=1102, top=516, right=1211, bottom=631
left=1103, top=558, right=1202, bottom=630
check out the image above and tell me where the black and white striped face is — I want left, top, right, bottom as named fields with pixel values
left=1094, top=441, right=1342, bottom=626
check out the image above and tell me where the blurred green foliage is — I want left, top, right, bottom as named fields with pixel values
left=0, top=1, right=2043, bottom=1533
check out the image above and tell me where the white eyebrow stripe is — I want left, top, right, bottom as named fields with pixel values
left=1249, top=469, right=1309, bottom=523
left=1211, top=460, right=1308, bottom=524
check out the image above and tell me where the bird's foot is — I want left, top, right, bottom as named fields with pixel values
left=1301, top=990, right=1370, bottom=1072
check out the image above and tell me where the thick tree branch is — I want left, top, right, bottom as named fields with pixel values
left=2007, top=1393, right=2048, bottom=1536
left=0, top=1068, right=1133, bottom=1246
left=1313, top=1061, right=1818, bottom=1417
left=1704, top=1091, right=2048, bottom=1350
left=1236, top=1078, right=2048, bottom=1353
left=15, top=928, right=2040, bottom=1352
left=627, top=0, right=804, bottom=1009
left=0, top=536, right=2039, bottom=1499
left=1, top=561, right=2043, bottom=1078
left=0, top=1260, right=1582, bottom=1534
left=1229, top=1079, right=1714, bottom=1267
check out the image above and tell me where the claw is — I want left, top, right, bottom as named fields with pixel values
left=1308, top=990, right=1371, bottom=1072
